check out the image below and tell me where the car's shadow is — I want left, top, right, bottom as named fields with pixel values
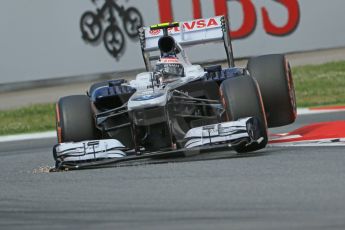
left=49, top=147, right=276, bottom=172
left=87, top=149, right=270, bottom=169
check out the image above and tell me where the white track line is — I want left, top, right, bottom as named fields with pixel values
left=1, top=108, right=345, bottom=143
left=0, top=131, right=56, bottom=143
left=297, top=108, right=345, bottom=115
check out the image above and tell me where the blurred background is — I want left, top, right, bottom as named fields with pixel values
left=1, top=0, right=344, bottom=87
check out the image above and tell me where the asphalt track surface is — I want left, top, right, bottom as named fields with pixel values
left=0, top=111, right=345, bottom=230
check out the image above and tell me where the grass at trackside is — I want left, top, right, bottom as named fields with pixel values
left=292, top=61, right=345, bottom=107
left=0, top=103, right=55, bottom=136
left=0, top=61, right=345, bottom=136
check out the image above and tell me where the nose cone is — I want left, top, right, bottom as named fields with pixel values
left=127, top=89, right=168, bottom=111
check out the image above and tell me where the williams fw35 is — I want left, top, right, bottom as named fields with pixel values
left=53, top=16, right=296, bottom=170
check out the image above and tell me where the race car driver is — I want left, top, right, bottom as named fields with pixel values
left=154, top=57, right=185, bottom=84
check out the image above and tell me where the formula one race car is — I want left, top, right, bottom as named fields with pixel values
left=53, top=16, right=296, bottom=170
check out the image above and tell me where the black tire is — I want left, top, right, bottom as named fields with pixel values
left=247, top=54, right=297, bottom=127
left=220, top=75, right=268, bottom=152
left=56, top=95, right=96, bottom=143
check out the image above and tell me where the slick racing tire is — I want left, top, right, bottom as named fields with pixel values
left=56, top=95, right=97, bottom=143
left=247, top=54, right=297, bottom=128
left=220, top=75, right=268, bottom=153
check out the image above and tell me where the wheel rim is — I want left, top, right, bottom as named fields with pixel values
left=285, top=59, right=297, bottom=119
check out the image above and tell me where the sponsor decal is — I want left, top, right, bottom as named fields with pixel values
left=80, top=0, right=144, bottom=59
left=180, top=18, right=219, bottom=31
left=147, top=18, right=219, bottom=36
left=132, top=93, right=164, bottom=101
left=157, top=0, right=300, bottom=39
left=160, top=58, right=180, bottom=63
left=149, top=29, right=161, bottom=36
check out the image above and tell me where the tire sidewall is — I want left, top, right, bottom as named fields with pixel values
left=56, top=95, right=96, bottom=143
left=247, top=54, right=297, bottom=127
left=220, top=75, right=268, bottom=152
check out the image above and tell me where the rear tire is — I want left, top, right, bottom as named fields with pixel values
left=247, top=54, right=297, bottom=127
left=220, top=75, right=268, bottom=152
left=56, top=95, right=96, bottom=143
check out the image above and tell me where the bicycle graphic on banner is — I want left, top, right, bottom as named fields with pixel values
left=80, top=0, right=144, bottom=59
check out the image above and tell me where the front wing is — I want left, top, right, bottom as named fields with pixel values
left=53, top=117, right=262, bottom=170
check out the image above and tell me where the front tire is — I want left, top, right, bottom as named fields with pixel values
left=220, top=75, right=268, bottom=152
left=56, top=95, right=96, bottom=143
left=247, top=54, right=297, bottom=127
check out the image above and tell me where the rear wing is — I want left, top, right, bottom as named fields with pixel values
left=138, top=16, right=234, bottom=71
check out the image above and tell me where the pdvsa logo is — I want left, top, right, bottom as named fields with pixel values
left=173, top=18, right=219, bottom=32
left=148, top=18, right=219, bottom=36
left=80, top=0, right=144, bottom=59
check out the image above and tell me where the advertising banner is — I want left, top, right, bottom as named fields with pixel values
left=0, top=0, right=344, bottom=84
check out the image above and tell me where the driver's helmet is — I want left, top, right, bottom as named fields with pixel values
left=154, top=58, right=184, bottom=84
